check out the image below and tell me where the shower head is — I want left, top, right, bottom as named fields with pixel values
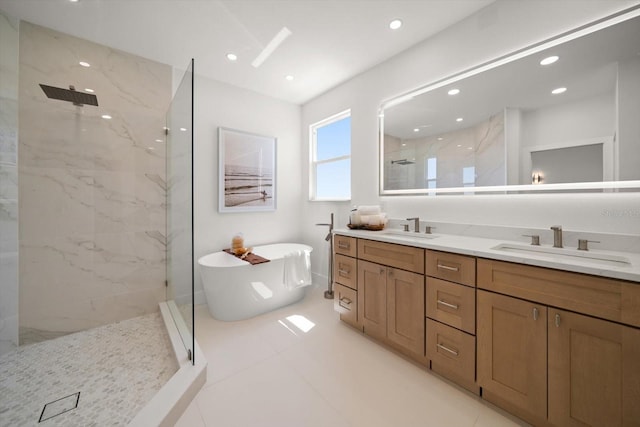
left=39, top=84, right=98, bottom=107
left=391, top=159, right=415, bottom=165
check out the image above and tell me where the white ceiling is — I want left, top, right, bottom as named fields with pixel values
left=0, top=0, right=494, bottom=104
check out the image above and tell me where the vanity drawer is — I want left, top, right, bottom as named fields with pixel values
left=426, top=250, right=476, bottom=287
left=334, top=235, right=357, bottom=257
left=426, top=319, right=477, bottom=393
left=334, top=254, right=357, bottom=290
left=426, top=277, right=476, bottom=334
left=477, top=258, right=640, bottom=328
left=334, top=284, right=358, bottom=327
left=358, top=239, right=424, bottom=274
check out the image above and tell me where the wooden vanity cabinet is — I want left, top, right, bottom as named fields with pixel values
left=477, top=258, right=640, bottom=427
left=425, top=250, right=478, bottom=393
left=358, top=258, right=425, bottom=359
left=333, top=236, right=359, bottom=328
left=477, top=290, right=548, bottom=425
left=548, top=308, right=640, bottom=427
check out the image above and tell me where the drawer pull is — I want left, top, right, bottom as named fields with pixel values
left=338, top=269, right=350, bottom=275
left=338, top=242, right=350, bottom=249
left=437, top=343, right=459, bottom=356
left=339, top=297, right=352, bottom=309
left=555, top=313, right=561, bottom=327
left=533, top=307, right=539, bottom=321
left=437, top=263, right=459, bottom=272
left=436, top=299, right=459, bottom=310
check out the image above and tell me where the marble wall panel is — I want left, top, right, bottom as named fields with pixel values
left=0, top=11, right=19, bottom=356
left=18, top=22, right=171, bottom=343
left=383, top=112, right=505, bottom=190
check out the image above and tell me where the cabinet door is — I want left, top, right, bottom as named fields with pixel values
left=357, top=259, right=387, bottom=340
left=548, top=308, right=640, bottom=427
left=387, top=268, right=425, bottom=356
left=477, top=290, right=547, bottom=424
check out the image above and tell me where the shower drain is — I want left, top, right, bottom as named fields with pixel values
left=39, top=392, right=80, bottom=423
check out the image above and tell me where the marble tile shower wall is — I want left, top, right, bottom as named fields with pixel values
left=0, top=12, right=19, bottom=356
left=18, top=22, right=171, bottom=344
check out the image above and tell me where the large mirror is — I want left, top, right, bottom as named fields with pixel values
left=380, top=6, right=640, bottom=195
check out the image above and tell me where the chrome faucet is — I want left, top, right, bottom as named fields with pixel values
left=551, top=225, right=563, bottom=248
left=406, top=217, right=420, bottom=232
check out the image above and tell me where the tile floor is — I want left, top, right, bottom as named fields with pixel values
left=176, top=285, right=529, bottom=427
left=0, top=311, right=177, bottom=426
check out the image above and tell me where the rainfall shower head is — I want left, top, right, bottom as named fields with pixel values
left=39, top=84, right=98, bottom=107
left=391, top=159, right=415, bottom=165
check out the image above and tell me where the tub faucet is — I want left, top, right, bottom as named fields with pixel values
left=551, top=225, right=563, bottom=248
left=315, top=213, right=335, bottom=299
left=406, top=217, right=420, bottom=232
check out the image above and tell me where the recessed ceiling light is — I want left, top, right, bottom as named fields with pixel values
left=413, top=128, right=420, bottom=132
left=155, top=139, right=163, bottom=143
left=389, top=19, right=402, bottom=30
left=180, top=127, right=187, bottom=132
left=79, top=61, right=90, bottom=67
left=285, top=75, right=294, bottom=81
left=69, top=0, right=79, bottom=3
left=438, top=137, right=444, bottom=141
left=467, top=147, right=473, bottom=150
left=448, top=88, right=460, bottom=95
left=456, top=117, right=463, bottom=122
left=540, top=55, right=559, bottom=65
left=457, top=144, right=462, bottom=147
left=84, top=88, right=94, bottom=93
left=226, top=53, right=237, bottom=61
left=401, top=143, right=406, bottom=146
left=552, top=87, right=567, bottom=95
left=101, top=114, right=112, bottom=120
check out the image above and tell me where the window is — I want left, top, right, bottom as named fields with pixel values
left=425, top=157, right=437, bottom=189
left=310, top=110, right=351, bottom=200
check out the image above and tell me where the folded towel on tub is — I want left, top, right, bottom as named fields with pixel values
left=283, top=250, right=312, bottom=290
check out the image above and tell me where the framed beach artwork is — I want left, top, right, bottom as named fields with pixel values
left=218, top=127, right=277, bottom=212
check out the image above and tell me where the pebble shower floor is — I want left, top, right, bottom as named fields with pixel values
left=0, top=312, right=177, bottom=426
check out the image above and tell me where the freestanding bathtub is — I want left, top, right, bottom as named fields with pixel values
left=198, top=243, right=313, bottom=321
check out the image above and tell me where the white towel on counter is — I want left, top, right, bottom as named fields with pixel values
left=350, top=212, right=387, bottom=226
left=356, top=205, right=381, bottom=215
left=283, top=250, right=312, bottom=290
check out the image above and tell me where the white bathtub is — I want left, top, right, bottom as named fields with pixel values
left=198, top=243, right=313, bottom=321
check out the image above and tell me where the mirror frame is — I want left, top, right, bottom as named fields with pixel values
left=379, top=5, right=640, bottom=196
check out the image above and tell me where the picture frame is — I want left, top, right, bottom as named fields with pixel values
left=218, top=127, right=277, bottom=212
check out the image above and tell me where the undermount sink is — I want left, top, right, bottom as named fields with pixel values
left=382, top=229, right=440, bottom=239
left=491, top=243, right=632, bottom=267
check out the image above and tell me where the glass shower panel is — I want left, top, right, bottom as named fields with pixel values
left=166, top=59, right=194, bottom=362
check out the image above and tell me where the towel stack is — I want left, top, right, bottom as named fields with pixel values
left=349, top=205, right=388, bottom=228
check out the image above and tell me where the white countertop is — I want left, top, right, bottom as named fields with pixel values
left=334, top=228, right=640, bottom=283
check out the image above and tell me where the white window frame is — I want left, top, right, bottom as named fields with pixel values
left=309, top=109, right=351, bottom=201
